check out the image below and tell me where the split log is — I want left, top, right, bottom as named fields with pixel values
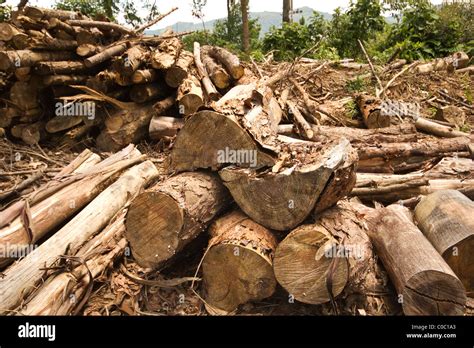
left=132, top=68, right=158, bottom=84
left=19, top=209, right=127, bottom=315
left=207, top=46, right=244, bottom=80
left=193, top=42, right=219, bottom=100
left=177, top=75, right=203, bottom=116
left=125, top=172, right=231, bottom=269
left=0, top=50, right=74, bottom=70
left=414, top=190, right=474, bottom=295
left=219, top=137, right=357, bottom=230
left=201, top=46, right=230, bottom=89
left=164, top=50, right=194, bottom=88
left=356, top=94, right=391, bottom=129
left=169, top=110, right=276, bottom=172
left=149, top=116, right=184, bottom=141
left=129, top=82, right=168, bottom=103
left=0, top=160, right=158, bottom=314
left=366, top=204, right=466, bottom=315
left=202, top=210, right=277, bottom=312
left=151, top=37, right=182, bottom=70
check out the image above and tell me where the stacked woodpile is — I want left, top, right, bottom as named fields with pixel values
left=0, top=7, right=472, bottom=316
left=0, top=6, right=256, bottom=151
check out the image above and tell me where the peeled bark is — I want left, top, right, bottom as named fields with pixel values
left=151, top=37, right=182, bottom=70
left=366, top=204, right=466, bottom=315
left=202, top=210, right=277, bottom=312
left=0, top=160, right=158, bottom=314
left=125, top=172, right=231, bottom=269
left=414, top=190, right=474, bottom=295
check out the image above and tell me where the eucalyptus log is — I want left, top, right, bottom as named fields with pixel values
left=207, top=46, right=244, bottom=80
left=126, top=172, right=231, bottom=269
left=201, top=46, right=230, bottom=89
left=177, top=75, right=203, bottom=116
left=0, top=50, right=74, bottom=70
left=151, top=37, right=182, bottom=70
left=202, top=210, right=277, bottom=313
left=356, top=94, right=391, bottom=129
left=414, top=190, right=474, bottom=295
left=366, top=204, right=466, bottom=315
left=0, top=161, right=158, bottom=314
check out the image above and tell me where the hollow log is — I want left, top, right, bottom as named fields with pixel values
left=414, top=190, right=474, bottom=295
left=202, top=210, right=277, bottom=313
left=125, top=172, right=231, bottom=269
left=0, top=160, right=158, bottom=314
left=366, top=204, right=466, bottom=315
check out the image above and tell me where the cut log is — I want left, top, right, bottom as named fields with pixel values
left=24, top=6, right=83, bottom=21
left=201, top=46, right=231, bottom=89
left=164, top=50, right=194, bottom=88
left=193, top=42, right=219, bottom=100
left=151, top=37, right=182, bottom=70
left=207, top=46, right=244, bottom=80
left=132, top=68, right=158, bottom=84
left=177, top=75, right=203, bottom=116
left=20, top=121, right=46, bottom=144
left=286, top=100, right=314, bottom=140
left=76, top=44, right=101, bottom=57
left=67, top=19, right=133, bottom=36
left=219, top=137, right=357, bottom=230
left=202, top=210, right=277, bottom=312
left=35, top=60, right=87, bottom=75
left=43, top=74, right=88, bottom=86
left=125, top=171, right=231, bottom=269
left=169, top=110, right=275, bottom=172
left=149, top=116, right=184, bottom=141
left=84, top=42, right=128, bottom=68
left=75, top=27, right=102, bottom=45
left=0, top=50, right=74, bottom=70
left=356, top=94, right=391, bottom=129
left=0, top=23, right=22, bottom=41
left=366, top=204, right=466, bottom=315
left=414, top=190, right=474, bottom=295
left=415, top=117, right=468, bottom=138
left=45, top=115, right=86, bottom=133
left=10, top=81, right=38, bottom=111
left=129, top=82, right=168, bottom=103
left=112, top=45, right=147, bottom=76
left=0, top=160, right=158, bottom=314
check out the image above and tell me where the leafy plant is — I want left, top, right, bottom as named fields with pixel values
left=345, top=76, right=366, bottom=92
left=0, top=0, right=11, bottom=22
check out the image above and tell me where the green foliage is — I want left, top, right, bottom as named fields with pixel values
left=55, top=0, right=117, bottom=20
left=383, top=1, right=474, bottom=61
left=345, top=76, right=366, bottom=92
left=183, top=0, right=260, bottom=54
left=262, top=22, right=312, bottom=60
left=0, top=0, right=11, bottom=22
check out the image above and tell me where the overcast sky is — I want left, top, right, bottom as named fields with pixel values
left=6, top=0, right=444, bottom=29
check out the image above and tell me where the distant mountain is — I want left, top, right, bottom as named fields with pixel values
left=147, top=7, right=330, bottom=37
left=147, top=6, right=395, bottom=37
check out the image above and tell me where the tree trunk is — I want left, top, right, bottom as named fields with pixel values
left=240, top=0, right=250, bottom=54
left=0, top=160, right=158, bottom=314
left=414, top=190, right=474, bottom=295
left=84, top=43, right=128, bottom=68
left=219, top=137, right=357, bottom=230
left=283, top=0, right=292, bottom=23
left=165, top=50, right=194, bottom=88
left=125, top=172, right=231, bottom=269
left=202, top=210, right=277, bottom=313
left=149, top=116, right=184, bottom=141
left=366, top=204, right=466, bottom=315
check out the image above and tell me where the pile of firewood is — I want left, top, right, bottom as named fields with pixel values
left=0, top=6, right=256, bottom=151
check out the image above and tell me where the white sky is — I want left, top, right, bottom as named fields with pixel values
left=6, top=0, right=444, bottom=29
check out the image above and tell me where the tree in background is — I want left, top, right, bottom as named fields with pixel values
left=282, top=0, right=292, bottom=23
left=0, top=0, right=11, bottom=21
left=241, top=0, right=250, bottom=54
left=192, top=0, right=208, bottom=30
